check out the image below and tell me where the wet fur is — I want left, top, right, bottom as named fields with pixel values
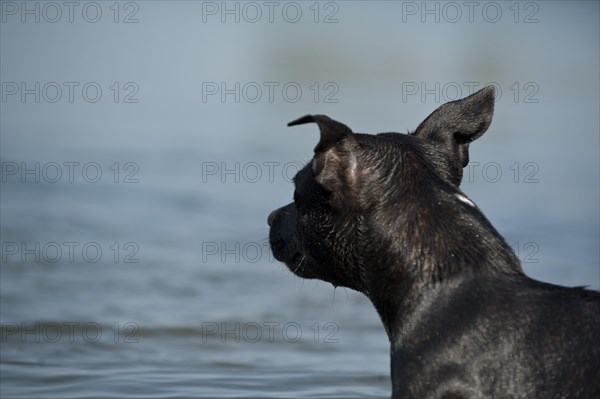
left=268, top=87, right=600, bottom=398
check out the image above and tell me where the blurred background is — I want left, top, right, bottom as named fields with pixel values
left=1, top=1, right=598, bottom=398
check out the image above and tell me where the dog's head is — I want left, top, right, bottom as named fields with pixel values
left=268, top=86, right=496, bottom=295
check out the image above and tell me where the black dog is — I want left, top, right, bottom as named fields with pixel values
left=268, top=86, right=600, bottom=398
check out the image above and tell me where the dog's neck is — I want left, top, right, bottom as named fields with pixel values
left=362, top=193, right=524, bottom=344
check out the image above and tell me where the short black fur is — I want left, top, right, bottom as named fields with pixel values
left=268, top=86, right=600, bottom=398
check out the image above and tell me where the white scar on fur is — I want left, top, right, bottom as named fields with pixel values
left=456, top=193, right=476, bottom=207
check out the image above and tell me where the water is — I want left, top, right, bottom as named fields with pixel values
left=1, top=2, right=598, bottom=398
left=0, top=149, right=391, bottom=398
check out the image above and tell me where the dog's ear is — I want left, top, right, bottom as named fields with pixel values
left=413, top=86, right=495, bottom=171
left=288, top=114, right=360, bottom=206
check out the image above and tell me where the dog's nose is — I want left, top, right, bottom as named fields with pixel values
left=267, top=209, right=278, bottom=226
